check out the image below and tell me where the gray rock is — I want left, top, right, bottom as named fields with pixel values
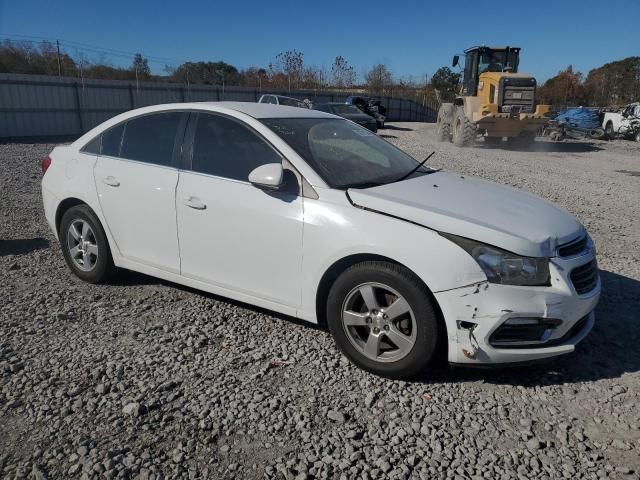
left=327, top=410, right=347, bottom=423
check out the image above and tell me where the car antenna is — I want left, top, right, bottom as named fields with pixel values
left=393, top=151, right=437, bottom=183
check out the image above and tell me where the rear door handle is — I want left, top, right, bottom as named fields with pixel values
left=184, top=196, right=206, bottom=210
left=102, top=176, right=120, bottom=187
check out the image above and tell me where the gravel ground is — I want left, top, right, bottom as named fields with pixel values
left=1, top=123, right=639, bottom=480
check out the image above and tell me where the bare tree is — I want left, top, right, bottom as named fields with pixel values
left=331, top=56, right=356, bottom=88
left=365, top=63, right=392, bottom=95
left=270, top=50, right=304, bottom=91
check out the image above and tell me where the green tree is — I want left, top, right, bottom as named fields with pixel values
left=430, top=67, right=460, bottom=101
left=584, top=57, right=640, bottom=106
left=169, top=61, right=240, bottom=85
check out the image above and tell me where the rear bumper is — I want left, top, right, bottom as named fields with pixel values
left=434, top=250, right=600, bottom=365
left=41, top=184, right=58, bottom=236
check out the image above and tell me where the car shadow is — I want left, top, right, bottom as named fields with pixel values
left=378, top=134, right=398, bottom=139
left=0, top=237, right=50, bottom=256
left=415, top=269, right=640, bottom=386
left=383, top=125, right=413, bottom=132
left=112, top=268, right=639, bottom=386
left=478, top=141, right=604, bottom=153
left=111, top=269, right=326, bottom=331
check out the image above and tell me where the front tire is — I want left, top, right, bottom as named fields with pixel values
left=451, top=107, right=476, bottom=147
left=59, top=204, right=115, bottom=283
left=326, top=261, right=440, bottom=379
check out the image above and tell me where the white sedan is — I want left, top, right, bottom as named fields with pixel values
left=41, top=102, right=600, bottom=378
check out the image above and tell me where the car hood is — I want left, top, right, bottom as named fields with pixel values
left=347, top=172, right=584, bottom=257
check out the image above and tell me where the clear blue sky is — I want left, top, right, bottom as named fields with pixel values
left=1, top=0, right=638, bottom=82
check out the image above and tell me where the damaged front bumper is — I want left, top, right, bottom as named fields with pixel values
left=434, top=251, right=600, bottom=365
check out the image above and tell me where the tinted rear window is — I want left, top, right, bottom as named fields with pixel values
left=81, top=135, right=101, bottom=154
left=120, top=113, right=183, bottom=166
left=101, top=124, right=125, bottom=157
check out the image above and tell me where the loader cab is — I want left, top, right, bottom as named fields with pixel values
left=453, top=46, right=521, bottom=97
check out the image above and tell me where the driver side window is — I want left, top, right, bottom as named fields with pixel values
left=191, top=113, right=282, bottom=182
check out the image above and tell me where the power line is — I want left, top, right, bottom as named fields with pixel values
left=0, top=33, right=185, bottom=66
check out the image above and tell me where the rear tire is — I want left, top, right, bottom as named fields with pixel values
left=451, top=107, right=476, bottom=147
left=605, top=121, right=615, bottom=140
left=59, top=204, right=115, bottom=284
left=436, top=103, right=454, bottom=142
left=326, top=261, right=440, bottom=379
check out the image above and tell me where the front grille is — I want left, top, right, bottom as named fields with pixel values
left=558, top=235, right=588, bottom=257
left=570, top=260, right=599, bottom=295
left=499, top=77, right=536, bottom=113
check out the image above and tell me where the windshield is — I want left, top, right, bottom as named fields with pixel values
left=277, top=97, right=304, bottom=107
left=478, top=50, right=519, bottom=74
left=261, top=118, right=431, bottom=189
left=331, top=105, right=362, bottom=115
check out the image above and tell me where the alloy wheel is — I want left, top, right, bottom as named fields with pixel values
left=341, top=282, right=417, bottom=363
left=67, top=219, right=99, bottom=271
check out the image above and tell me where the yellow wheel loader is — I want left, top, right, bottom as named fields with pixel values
left=437, top=46, right=551, bottom=147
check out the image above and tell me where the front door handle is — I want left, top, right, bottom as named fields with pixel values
left=184, top=196, right=207, bottom=210
left=102, top=176, right=120, bottom=187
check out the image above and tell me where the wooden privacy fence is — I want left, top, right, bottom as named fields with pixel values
left=0, top=73, right=439, bottom=139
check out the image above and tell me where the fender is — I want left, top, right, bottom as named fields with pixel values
left=297, top=189, right=486, bottom=323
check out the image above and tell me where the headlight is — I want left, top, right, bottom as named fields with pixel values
left=442, top=233, right=550, bottom=286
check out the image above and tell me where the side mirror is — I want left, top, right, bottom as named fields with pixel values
left=248, top=163, right=283, bottom=190
left=452, top=55, right=460, bottom=68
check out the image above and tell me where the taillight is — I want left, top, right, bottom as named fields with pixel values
left=41, top=156, right=52, bottom=174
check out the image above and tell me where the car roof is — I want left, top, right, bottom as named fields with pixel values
left=118, top=101, right=334, bottom=119
left=198, top=101, right=333, bottom=119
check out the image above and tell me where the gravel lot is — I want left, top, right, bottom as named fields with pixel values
left=1, top=123, right=639, bottom=480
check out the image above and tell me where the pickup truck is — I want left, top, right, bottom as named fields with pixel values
left=602, top=102, right=640, bottom=141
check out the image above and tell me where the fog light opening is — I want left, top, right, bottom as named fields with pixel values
left=490, top=317, right=562, bottom=348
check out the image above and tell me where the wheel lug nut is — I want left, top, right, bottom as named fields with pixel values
left=384, top=325, right=390, bottom=331
left=366, top=317, right=372, bottom=323
left=383, top=314, right=388, bottom=319
left=373, top=327, right=379, bottom=334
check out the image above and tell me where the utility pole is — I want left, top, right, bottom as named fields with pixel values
left=56, top=40, right=62, bottom=76
left=217, top=69, right=225, bottom=99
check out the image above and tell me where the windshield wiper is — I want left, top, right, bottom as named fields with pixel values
left=391, top=151, right=437, bottom=184
left=343, top=151, right=439, bottom=190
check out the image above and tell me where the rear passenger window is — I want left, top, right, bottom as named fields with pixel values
left=191, top=113, right=282, bottom=181
left=120, top=113, right=183, bottom=166
left=101, top=124, right=125, bottom=157
left=82, top=135, right=101, bottom=154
